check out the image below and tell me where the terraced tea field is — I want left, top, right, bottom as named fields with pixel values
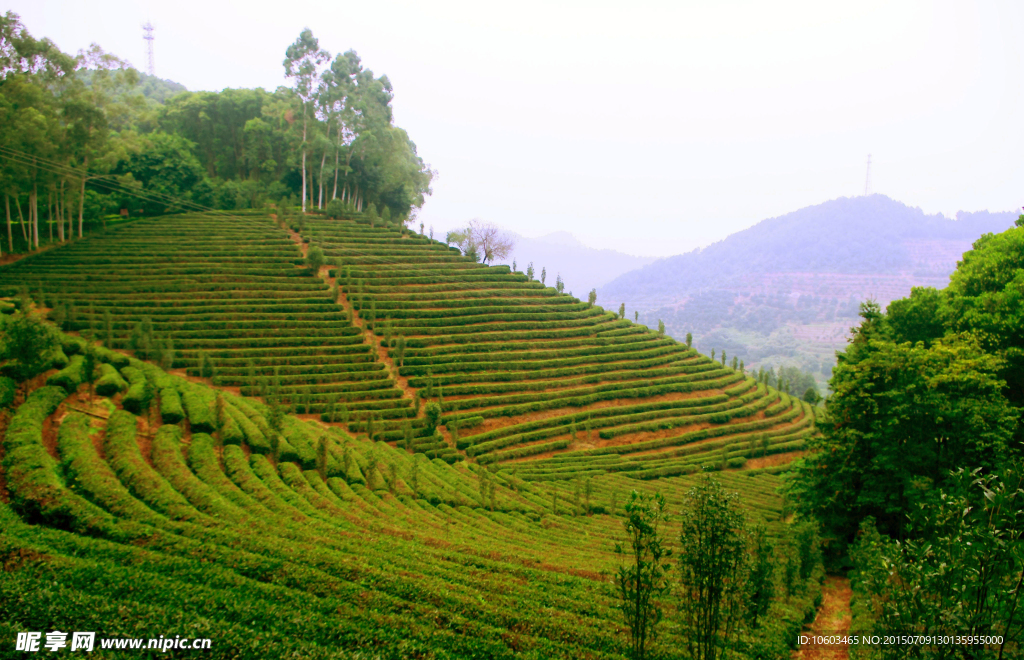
left=309, top=214, right=817, bottom=473
left=1, top=210, right=822, bottom=658
left=0, top=336, right=815, bottom=658
left=1, top=211, right=815, bottom=475
left=1, top=210, right=412, bottom=422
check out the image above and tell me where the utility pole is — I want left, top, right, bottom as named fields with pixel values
left=863, top=154, right=872, bottom=196
left=142, top=22, right=155, bottom=76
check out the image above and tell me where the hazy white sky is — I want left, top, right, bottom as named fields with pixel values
left=11, top=0, right=1024, bottom=256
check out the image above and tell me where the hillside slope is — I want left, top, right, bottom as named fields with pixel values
left=0, top=209, right=822, bottom=658
left=310, top=214, right=816, bottom=475
left=1, top=210, right=816, bottom=475
left=1, top=210, right=411, bottom=420
left=0, top=330, right=810, bottom=659
left=598, top=195, right=1017, bottom=382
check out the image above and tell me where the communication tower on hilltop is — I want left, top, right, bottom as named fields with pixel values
left=142, top=22, right=155, bottom=76
left=863, top=154, right=872, bottom=196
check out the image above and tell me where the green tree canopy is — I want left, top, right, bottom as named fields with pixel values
left=0, top=16, right=435, bottom=254
left=677, top=476, right=749, bottom=660
left=943, top=226, right=1024, bottom=411
left=614, top=490, right=671, bottom=660
left=792, top=314, right=1018, bottom=547
left=850, top=467, right=1024, bottom=651
left=112, top=132, right=206, bottom=214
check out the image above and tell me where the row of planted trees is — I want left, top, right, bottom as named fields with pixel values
left=616, top=478, right=822, bottom=660
left=275, top=28, right=434, bottom=216
left=0, top=13, right=144, bottom=254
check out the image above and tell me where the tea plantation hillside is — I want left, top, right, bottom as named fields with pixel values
left=0, top=211, right=817, bottom=478
left=0, top=325, right=821, bottom=659
left=304, top=216, right=816, bottom=476
left=2, top=210, right=413, bottom=421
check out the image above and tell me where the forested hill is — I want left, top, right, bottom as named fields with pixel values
left=598, top=195, right=1018, bottom=386
left=0, top=15, right=433, bottom=256
left=600, top=195, right=1017, bottom=309
left=77, top=69, right=187, bottom=104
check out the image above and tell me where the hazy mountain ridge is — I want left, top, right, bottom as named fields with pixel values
left=600, top=195, right=1016, bottom=308
left=504, top=230, right=656, bottom=298
left=597, top=195, right=1018, bottom=386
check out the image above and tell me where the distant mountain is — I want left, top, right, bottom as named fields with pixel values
left=598, top=195, right=1018, bottom=386
left=503, top=231, right=655, bottom=299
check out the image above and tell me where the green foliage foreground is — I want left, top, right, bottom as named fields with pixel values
left=849, top=468, right=1023, bottom=659
left=789, top=216, right=1024, bottom=655
left=791, top=221, right=1024, bottom=550
left=613, top=479, right=823, bottom=660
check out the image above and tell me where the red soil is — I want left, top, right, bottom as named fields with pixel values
left=794, top=576, right=852, bottom=660
left=135, top=413, right=154, bottom=467
left=747, top=450, right=807, bottom=469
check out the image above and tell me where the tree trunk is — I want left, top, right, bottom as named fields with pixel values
left=332, top=145, right=340, bottom=200
left=342, top=151, right=353, bottom=205
left=318, top=151, right=326, bottom=209
left=301, top=112, right=308, bottom=213
left=55, top=186, right=61, bottom=242
left=65, top=180, right=71, bottom=240
left=78, top=175, right=86, bottom=238
left=64, top=182, right=70, bottom=239
left=31, top=183, right=39, bottom=249
left=3, top=193, right=10, bottom=255
left=15, top=194, right=27, bottom=243
left=57, top=181, right=65, bottom=242
left=47, top=190, right=53, bottom=243
left=318, top=123, right=330, bottom=209
left=57, top=185, right=63, bottom=241
left=27, top=191, right=33, bottom=248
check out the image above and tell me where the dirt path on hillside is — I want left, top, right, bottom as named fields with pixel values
left=41, top=402, right=64, bottom=461
left=136, top=408, right=156, bottom=467
left=335, top=288, right=420, bottom=410
left=794, top=576, right=852, bottom=660
left=284, top=223, right=422, bottom=426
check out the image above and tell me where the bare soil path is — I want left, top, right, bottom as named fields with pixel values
left=284, top=220, right=423, bottom=430
left=794, top=575, right=853, bottom=660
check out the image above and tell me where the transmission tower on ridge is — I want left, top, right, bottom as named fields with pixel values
left=863, top=154, right=872, bottom=196
left=142, top=22, right=155, bottom=76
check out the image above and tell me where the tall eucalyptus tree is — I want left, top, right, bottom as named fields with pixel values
left=283, top=29, right=329, bottom=213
